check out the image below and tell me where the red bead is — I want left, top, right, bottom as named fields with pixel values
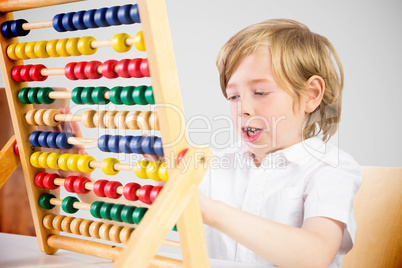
left=65, top=62, right=78, bottom=80
left=102, top=59, right=118, bottom=79
left=84, top=60, right=102, bottom=79
left=29, top=64, right=47, bottom=81
left=123, top=182, right=140, bottom=201
left=150, top=186, right=162, bottom=203
left=34, top=172, right=47, bottom=188
left=138, top=184, right=153, bottom=204
left=73, top=176, right=91, bottom=194
left=64, top=175, right=78, bottom=192
left=140, top=58, right=150, bottom=77
left=93, top=179, right=108, bottom=197
left=43, top=173, right=60, bottom=190
left=14, top=142, right=19, bottom=156
left=177, top=148, right=189, bottom=164
left=104, top=181, right=122, bottom=199
left=74, top=61, right=88, bottom=80
left=128, top=58, right=142, bottom=78
left=20, top=65, right=33, bottom=81
left=115, top=59, right=131, bottom=78
left=11, top=65, right=24, bottom=82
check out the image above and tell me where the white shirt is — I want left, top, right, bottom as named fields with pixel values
left=199, top=136, right=362, bottom=267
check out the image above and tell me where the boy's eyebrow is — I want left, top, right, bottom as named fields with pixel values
left=248, top=78, right=273, bottom=85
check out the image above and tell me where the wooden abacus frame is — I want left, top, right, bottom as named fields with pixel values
left=0, top=0, right=211, bottom=267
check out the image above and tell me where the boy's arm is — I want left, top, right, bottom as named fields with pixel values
left=199, top=192, right=344, bottom=268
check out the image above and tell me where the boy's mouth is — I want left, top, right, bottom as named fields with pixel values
left=242, top=126, right=263, bottom=142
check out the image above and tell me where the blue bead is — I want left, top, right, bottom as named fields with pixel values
left=130, top=136, right=144, bottom=154
left=1, top=21, right=14, bottom=38
left=130, top=4, right=140, bottom=23
left=62, top=12, right=77, bottom=31
left=98, top=135, right=110, bottom=152
left=53, top=13, right=67, bottom=32
left=108, top=135, right=121, bottom=153
left=11, top=19, right=29, bottom=37
left=154, top=137, right=164, bottom=156
left=72, top=11, right=87, bottom=30
left=38, top=131, right=51, bottom=148
left=141, top=136, right=156, bottom=155
left=117, top=5, right=134, bottom=25
left=46, top=132, right=60, bottom=149
left=105, top=6, right=120, bottom=26
left=56, top=132, right=74, bottom=149
left=119, top=136, right=133, bottom=154
left=94, top=8, right=109, bottom=27
left=83, top=9, right=98, bottom=29
left=29, top=131, right=42, bottom=147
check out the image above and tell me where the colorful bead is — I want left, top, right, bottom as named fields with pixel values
left=102, top=60, right=118, bottom=79
left=34, top=41, right=49, bottom=58
left=62, top=12, right=77, bottom=31
left=29, top=64, right=47, bottom=81
left=10, top=19, right=29, bottom=37
left=133, top=85, right=147, bottom=105
left=150, top=186, right=162, bottom=203
left=123, top=182, right=140, bottom=201
left=83, top=9, right=98, bottom=29
left=108, top=135, right=121, bottom=153
left=119, top=86, right=134, bottom=105
left=177, top=148, right=189, bottom=165
left=7, top=43, right=18, bottom=60
left=158, top=162, right=169, bottom=182
left=119, top=136, right=132, bottom=154
left=146, top=161, right=161, bottom=181
left=74, top=61, right=88, bottom=80
left=130, top=4, right=140, bottom=23
left=110, top=204, right=124, bottom=222
left=154, top=137, right=164, bottom=156
left=104, top=181, right=122, bottom=199
left=142, top=136, right=157, bottom=155
left=117, top=4, right=134, bottom=25
left=101, top=158, right=120, bottom=175
left=109, top=86, right=123, bottom=104
left=84, top=60, right=102, bottom=79
left=30, top=152, right=42, bottom=168
left=62, top=196, right=79, bottom=213
left=81, top=110, right=96, bottom=128
left=47, top=131, right=59, bottom=149
left=140, top=58, right=150, bottom=77
left=94, top=8, right=109, bottom=27
left=53, top=14, right=66, bottom=32
left=65, top=62, right=77, bottom=80
left=73, top=176, right=91, bottom=194
left=115, top=59, right=131, bottom=78
left=33, top=109, right=46, bottom=126
left=130, top=136, right=143, bottom=154
left=100, top=202, right=113, bottom=220
left=67, top=154, right=80, bottom=171
left=56, top=38, right=70, bottom=57
left=145, top=86, right=155, bottom=104
left=25, top=41, right=38, bottom=59
left=46, top=39, right=60, bottom=57
left=29, top=131, right=41, bottom=147
left=72, top=87, right=84, bottom=104
left=55, top=132, right=73, bottom=149
left=77, top=155, right=96, bottom=173
left=72, top=11, right=87, bottom=30
left=78, top=36, right=97, bottom=55
left=81, top=87, right=94, bottom=104
left=105, top=6, right=120, bottom=26
left=46, top=152, right=61, bottom=169
left=133, top=31, right=145, bottom=52
left=58, top=153, right=72, bottom=171
left=112, top=33, right=131, bottom=53
left=128, top=58, right=142, bottom=78
left=18, top=87, right=30, bottom=104
left=37, top=131, right=50, bottom=147
left=14, top=142, right=19, bottom=156
left=132, top=207, right=147, bottom=225
left=134, top=160, right=149, bottom=179
left=138, top=185, right=153, bottom=204
left=39, top=193, right=56, bottom=210
left=20, top=64, right=33, bottom=81
left=38, top=152, right=51, bottom=168
left=11, top=65, right=24, bottom=82
left=1, top=21, right=14, bottom=38
left=120, top=205, right=135, bottom=224
left=43, top=109, right=60, bottom=127
left=37, top=87, right=55, bottom=104
left=43, top=173, right=60, bottom=190
left=27, top=87, right=40, bottom=104
left=66, top=37, right=81, bottom=56
left=98, top=135, right=110, bottom=152
left=15, top=43, right=28, bottom=60
left=93, top=180, right=108, bottom=197
left=92, top=86, right=109, bottom=104
left=34, top=172, right=46, bottom=188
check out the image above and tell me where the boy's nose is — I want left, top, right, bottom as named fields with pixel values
left=237, top=99, right=253, bottom=117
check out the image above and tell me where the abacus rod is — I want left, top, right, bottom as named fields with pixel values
left=67, top=137, right=97, bottom=146
left=40, top=65, right=108, bottom=77
left=49, top=197, right=91, bottom=211
left=48, top=91, right=71, bottom=99
left=22, top=20, right=53, bottom=31
left=54, top=113, right=82, bottom=123
left=91, top=37, right=136, bottom=49
left=0, top=0, right=84, bottom=13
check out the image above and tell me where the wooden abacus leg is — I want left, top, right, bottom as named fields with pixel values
left=0, top=135, right=20, bottom=189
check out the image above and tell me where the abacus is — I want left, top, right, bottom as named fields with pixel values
left=0, top=0, right=211, bottom=267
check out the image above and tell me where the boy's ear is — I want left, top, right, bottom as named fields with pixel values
left=304, top=75, right=325, bottom=113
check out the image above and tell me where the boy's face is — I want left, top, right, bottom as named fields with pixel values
left=226, top=49, right=307, bottom=158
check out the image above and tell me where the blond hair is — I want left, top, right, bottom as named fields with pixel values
left=216, top=19, right=344, bottom=142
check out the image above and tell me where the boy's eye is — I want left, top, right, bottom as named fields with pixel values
left=255, top=92, right=269, bottom=96
left=227, top=95, right=239, bottom=101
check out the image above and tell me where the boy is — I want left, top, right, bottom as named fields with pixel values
left=198, top=19, right=362, bottom=268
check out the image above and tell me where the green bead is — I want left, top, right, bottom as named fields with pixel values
left=121, top=206, right=136, bottom=224
left=100, top=202, right=113, bottom=220
left=92, top=86, right=110, bottom=105
left=173, top=225, right=177, bottom=232
left=144, top=86, right=155, bottom=105
left=109, top=86, right=123, bottom=104
left=110, top=204, right=125, bottom=222
left=81, top=87, right=95, bottom=104
left=37, top=87, right=55, bottom=104
left=61, top=196, right=79, bottom=214
left=38, top=193, right=56, bottom=210
left=121, top=86, right=135, bottom=105
left=18, top=87, right=31, bottom=104
left=72, top=87, right=85, bottom=104
left=132, top=207, right=148, bottom=224
left=90, top=201, right=105, bottom=218
left=27, top=87, right=40, bottom=104
left=132, top=86, right=147, bottom=105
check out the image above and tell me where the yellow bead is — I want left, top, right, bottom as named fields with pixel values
left=158, top=162, right=169, bottom=182
left=56, top=38, right=70, bottom=57
left=25, top=41, right=38, bottom=59
left=134, top=160, right=149, bottom=179
left=46, top=39, right=60, bottom=57
left=58, top=153, right=72, bottom=171
left=101, top=158, right=120, bottom=175
left=77, top=155, right=96, bottom=173
left=34, top=40, right=49, bottom=58
left=38, top=152, right=51, bottom=168
left=30, top=152, right=42, bottom=168
left=146, top=161, right=161, bottom=181
left=133, top=31, right=146, bottom=52
left=47, top=152, right=61, bottom=169
left=111, top=33, right=131, bottom=53
left=77, top=36, right=97, bottom=55
left=7, top=44, right=19, bottom=60
left=15, top=43, right=29, bottom=60
left=66, top=37, right=81, bottom=56
left=67, top=154, right=80, bottom=171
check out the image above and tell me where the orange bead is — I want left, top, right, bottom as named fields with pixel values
left=81, top=110, right=96, bottom=128
left=34, top=109, right=46, bottom=126
left=70, top=218, right=84, bottom=235
left=93, top=110, right=107, bottom=128
left=43, top=109, right=60, bottom=127
left=114, top=111, right=129, bottom=129
left=25, top=109, right=37, bottom=125
left=125, top=111, right=140, bottom=129
left=137, top=111, right=152, bottom=130
left=103, top=111, right=118, bottom=129
left=89, top=221, right=102, bottom=239
left=99, top=223, right=112, bottom=241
